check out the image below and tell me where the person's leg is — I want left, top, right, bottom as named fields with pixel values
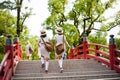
left=38, top=48, right=41, bottom=59
left=62, top=51, right=67, bottom=60
left=41, top=56, right=45, bottom=68
left=45, top=57, right=49, bottom=73
left=58, top=56, right=63, bottom=73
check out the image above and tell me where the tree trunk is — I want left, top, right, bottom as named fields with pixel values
left=16, top=0, right=23, bottom=37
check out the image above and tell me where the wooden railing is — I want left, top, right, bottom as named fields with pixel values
left=0, top=35, right=22, bottom=80
left=68, top=34, right=120, bottom=73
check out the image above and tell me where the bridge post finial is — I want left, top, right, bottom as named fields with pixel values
left=83, top=34, right=88, bottom=59
left=83, top=34, right=87, bottom=41
left=109, top=34, right=115, bottom=44
left=5, top=34, right=13, bottom=46
left=13, top=35, right=19, bottom=43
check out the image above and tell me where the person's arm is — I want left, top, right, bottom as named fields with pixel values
left=54, top=36, right=58, bottom=58
left=64, top=36, right=70, bottom=48
left=38, top=40, right=40, bottom=47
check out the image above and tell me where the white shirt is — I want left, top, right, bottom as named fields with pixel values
left=54, top=34, right=66, bottom=46
left=26, top=43, right=32, bottom=56
left=39, top=36, right=50, bottom=44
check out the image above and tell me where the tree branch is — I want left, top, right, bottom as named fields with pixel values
left=86, top=15, right=100, bottom=36
left=107, top=24, right=118, bottom=31
left=93, top=28, right=105, bottom=31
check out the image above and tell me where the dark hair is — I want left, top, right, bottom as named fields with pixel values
left=58, top=33, right=62, bottom=35
left=41, top=34, right=46, bottom=37
left=41, top=32, right=46, bottom=34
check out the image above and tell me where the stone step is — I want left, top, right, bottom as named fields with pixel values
left=12, top=59, right=120, bottom=80
left=11, top=73, right=120, bottom=80
left=13, top=70, right=116, bottom=77
left=15, top=67, right=111, bottom=74
left=88, top=77, right=120, bottom=80
left=15, top=59, right=111, bottom=74
left=17, top=59, right=102, bottom=67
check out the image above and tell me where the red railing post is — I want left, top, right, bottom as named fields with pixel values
left=69, top=48, right=74, bottom=59
left=6, top=35, right=14, bottom=70
left=5, top=35, right=14, bottom=79
left=13, top=35, right=22, bottom=60
left=95, top=45, right=100, bottom=56
left=109, top=34, right=116, bottom=70
left=83, top=34, right=88, bottom=59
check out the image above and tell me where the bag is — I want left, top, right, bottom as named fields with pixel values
left=56, top=44, right=64, bottom=55
left=41, top=37, right=53, bottom=52
left=45, top=42, right=53, bottom=52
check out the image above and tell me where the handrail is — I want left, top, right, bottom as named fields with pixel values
left=114, top=49, right=120, bottom=72
left=0, top=50, right=10, bottom=68
left=86, top=43, right=111, bottom=67
left=88, top=43, right=109, bottom=49
left=68, top=35, right=120, bottom=73
left=0, top=35, right=22, bottom=80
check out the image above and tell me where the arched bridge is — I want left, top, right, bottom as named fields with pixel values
left=0, top=35, right=120, bottom=80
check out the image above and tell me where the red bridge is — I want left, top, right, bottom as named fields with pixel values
left=0, top=34, right=120, bottom=80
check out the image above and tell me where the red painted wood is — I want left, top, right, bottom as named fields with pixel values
left=0, top=39, right=22, bottom=80
left=68, top=40, right=120, bottom=73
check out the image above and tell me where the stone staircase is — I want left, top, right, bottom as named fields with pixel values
left=11, top=59, right=120, bottom=80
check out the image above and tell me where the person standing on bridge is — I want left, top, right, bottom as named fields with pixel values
left=38, top=29, right=50, bottom=73
left=26, top=41, right=33, bottom=60
left=54, top=27, right=70, bottom=73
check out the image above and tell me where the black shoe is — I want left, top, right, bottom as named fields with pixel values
left=60, top=68, right=63, bottom=73
left=45, top=70, right=48, bottom=74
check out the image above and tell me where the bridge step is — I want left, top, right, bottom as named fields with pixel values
left=11, top=59, right=120, bottom=80
left=12, top=73, right=120, bottom=80
left=13, top=70, right=117, bottom=77
left=15, top=59, right=110, bottom=74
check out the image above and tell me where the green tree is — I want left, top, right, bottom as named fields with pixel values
left=0, top=0, right=33, bottom=37
left=44, top=0, right=118, bottom=46
left=14, top=0, right=32, bottom=37
left=88, top=31, right=107, bottom=44
left=0, top=10, right=16, bottom=62
left=0, top=10, right=16, bottom=36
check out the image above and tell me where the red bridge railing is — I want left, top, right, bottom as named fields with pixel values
left=69, top=34, right=120, bottom=73
left=0, top=35, right=22, bottom=80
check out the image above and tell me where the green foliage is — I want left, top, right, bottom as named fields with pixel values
left=19, top=31, right=40, bottom=60
left=115, top=38, right=120, bottom=50
left=0, top=37, right=6, bottom=62
left=0, top=0, right=120, bottom=61
left=88, top=31, right=107, bottom=44
left=48, top=0, right=68, bottom=13
left=45, top=0, right=118, bottom=46
left=0, top=10, right=16, bottom=62
left=0, top=10, right=16, bottom=36
left=0, top=53, right=4, bottom=62
left=62, top=24, right=79, bottom=46
left=0, top=1, right=14, bottom=10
